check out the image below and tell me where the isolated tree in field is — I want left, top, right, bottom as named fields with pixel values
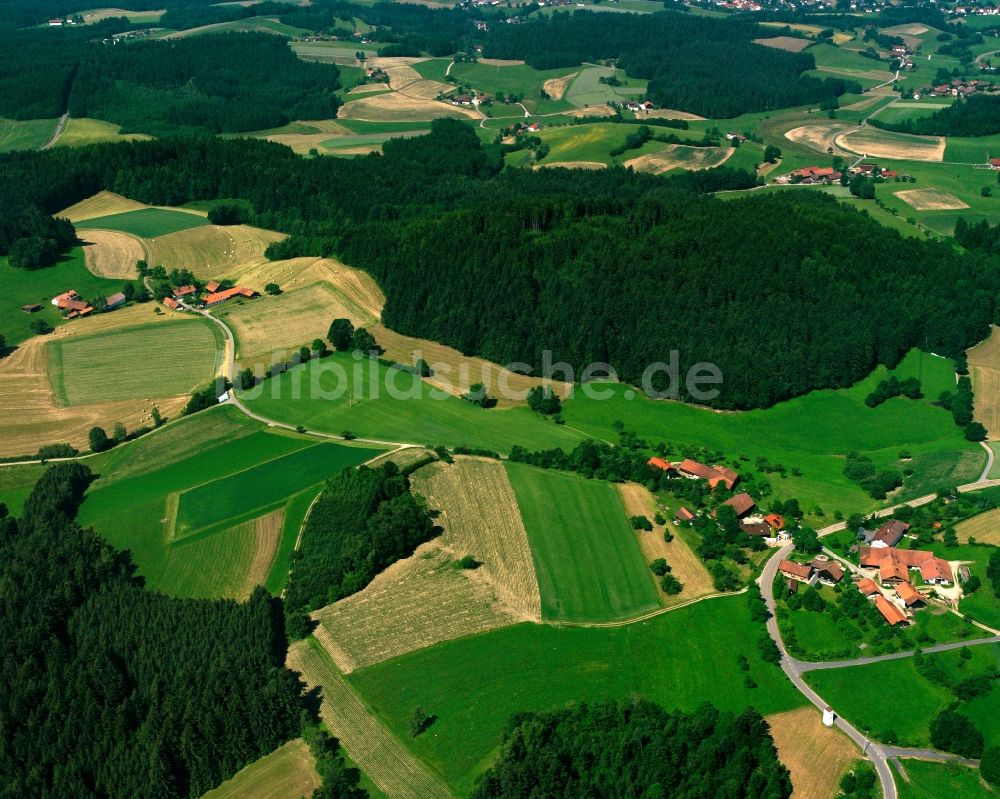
left=415, top=358, right=432, bottom=377
left=631, top=515, right=653, bottom=531
left=88, top=426, right=111, bottom=453
left=410, top=707, right=433, bottom=737
left=462, top=383, right=497, bottom=408
left=299, top=345, right=311, bottom=363
left=328, top=318, right=354, bottom=351
left=963, top=574, right=981, bottom=594
left=527, top=385, right=562, bottom=415
left=650, top=558, right=669, bottom=576
left=236, top=368, right=255, bottom=391
left=351, top=327, right=379, bottom=354
left=264, top=282, right=282, bottom=295
left=151, top=405, right=162, bottom=427
left=660, top=573, right=683, bottom=595
left=29, top=318, right=52, bottom=335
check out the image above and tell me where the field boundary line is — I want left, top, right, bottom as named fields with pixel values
left=546, top=586, right=747, bottom=628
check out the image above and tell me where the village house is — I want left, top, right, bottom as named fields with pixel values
left=874, top=595, right=909, bottom=626
left=163, top=297, right=181, bottom=310
left=896, top=581, right=924, bottom=608
left=201, top=286, right=258, bottom=307
left=677, top=458, right=738, bottom=489
left=859, top=546, right=954, bottom=586
left=21, top=303, right=41, bottom=313
left=725, top=132, right=747, bottom=143
left=674, top=506, right=695, bottom=523
left=205, top=280, right=221, bottom=293
left=855, top=577, right=881, bottom=597
left=739, top=517, right=772, bottom=536
left=870, top=519, right=910, bottom=548
left=810, top=558, right=844, bottom=585
left=778, top=559, right=815, bottom=585
left=51, top=289, right=94, bottom=318
left=172, top=285, right=197, bottom=298
left=647, top=457, right=674, bottom=473
left=105, top=292, right=126, bottom=310
left=765, top=513, right=785, bottom=531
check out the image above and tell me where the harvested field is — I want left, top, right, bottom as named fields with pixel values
left=969, top=325, right=1000, bottom=437
left=644, top=108, right=707, bottom=121
left=767, top=707, right=858, bottom=799
left=372, top=323, right=571, bottom=407
left=882, top=23, right=929, bottom=36
left=956, top=507, right=1000, bottom=545
left=477, top=58, right=525, bottom=66
left=753, top=36, right=812, bottom=52
left=385, top=65, right=422, bottom=90
left=411, top=457, right=542, bottom=619
left=146, top=224, right=285, bottom=276
left=624, top=145, right=733, bottom=174
left=313, top=542, right=518, bottom=672
left=616, top=482, right=714, bottom=605
left=287, top=638, right=454, bottom=799
left=58, top=191, right=147, bottom=222
left=542, top=72, right=577, bottom=100
left=836, top=128, right=945, bottom=161
left=338, top=92, right=479, bottom=121
left=48, top=320, right=221, bottom=406
left=80, top=230, right=145, bottom=279
left=840, top=93, right=891, bottom=112
left=246, top=508, right=285, bottom=597
left=0, top=335, right=189, bottom=458
left=536, top=160, right=607, bottom=170
left=785, top=123, right=853, bottom=154
left=564, top=104, right=616, bottom=118
left=224, top=281, right=377, bottom=362
left=201, top=739, right=321, bottom=799
left=348, top=83, right=392, bottom=95
left=374, top=446, right=436, bottom=472
left=894, top=188, right=969, bottom=211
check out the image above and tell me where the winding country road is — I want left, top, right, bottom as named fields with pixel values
left=40, top=112, right=68, bottom=151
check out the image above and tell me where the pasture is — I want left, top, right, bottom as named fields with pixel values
left=561, top=349, right=982, bottom=520
left=80, top=230, right=144, bottom=279
left=410, top=457, right=542, bottom=619
left=200, top=738, right=321, bottom=799
left=146, top=224, right=284, bottom=276
left=80, top=7, right=165, bottom=24
left=0, top=247, right=122, bottom=346
left=47, top=320, right=222, bottom=406
left=287, top=638, right=453, bottom=799
left=77, top=207, right=209, bottom=238
left=896, top=759, right=996, bottom=799
left=312, top=542, right=518, bottom=673
left=565, top=66, right=649, bottom=107
left=164, top=16, right=309, bottom=38
left=77, top=408, right=380, bottom=597
left=0, top=117, right=58, bottom=152
left=505, top=462, right=661, bottom=622
left=766, top=707, right=859, bottom=799
left=808, top=43, right=895, bottom=88
left=53, top=118, right=152, bottom=148
left=968, top=325, right=1000, bottom=438
left=836, top=128, right=945, bottom=162
left=348, top=595, right=806, bottom=795
left=804, top=644, right=1000, bottom=749
left=945, top=132, right=1000, bottom=163
left=753, top=36, right=812, bottom=52
left=240, top=352, right=587, bottom=452
left=172, top=441, right=378, bottom=537
left=526, top=122, right=706, bottom=166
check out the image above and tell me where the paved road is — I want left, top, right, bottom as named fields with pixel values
left=978, top=440, right=996, bottom=483
left=40, top=112, right=68, bottom=150
left=794, top=635, right=1000, bottom=673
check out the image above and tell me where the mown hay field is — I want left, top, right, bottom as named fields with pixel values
left=784, top=123, right=854, bottom=154
left=766, top=707, right=859, bottom=799
left=313, top=543, right=518, bottom=673
left=505, top=462, right=661, bottom=622
left=287, top=638, right=454, bottom=799
left=624, top=144, right=732, bottom=175
left=968, top=324, right=1000, bottom=438
left=58, top=190, right=148, bottom=222
left=615, top=482, right=714, bottom=604
left=77, top=207, right=209, bottom=238
left=753, top=36, right=811, bottom=52
left=173, top=441, right=382, bottom=537
left=80, top=229, right=145, bottom=279
left=147, top=224, right=284, bottom=275
left=836, top=128, right=945, bottom=162
left=48, top=320, right=222, bottom=406
left=224, top=282, right=377, bottom=363
left=411, top=457, right=542, bottom=618
left=338, top=92, right=479, bottom=122
left=955, top=507, right=1000, bottom=545
left=894, top=188, right=969, bottom=211
left=200, top=738, right=321, bottom=799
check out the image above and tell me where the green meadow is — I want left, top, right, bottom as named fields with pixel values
left=514, top=121, right=713, bottom=166
left=896, top=759, right=996, bottom=799
left=173, top=441, right=379, bottom=537
left=449, top=61, right=579, bottom=115
left=240, top=353, right=586, bottom=452
left=945, top=133, right=1000, bottom=164
left=78, top=406, right=379, bottom=596
left=0, top=462, right=49, bottom=516
left=561, top=349, right=982, bottom=519
left=48, top=320, right=221, bottom=405
left=0, top=248, right=123, bottom=346
left=77, top=208, right=209, bottom=238
left=348, top=594, right=805, bottom=795
left=0, top=117, right=58, bottom=152
left=506, top=462, right=660, bottom=622
left=565, top=66, right=649, bottom=108
left=805, top=644, right=1000, bottom=749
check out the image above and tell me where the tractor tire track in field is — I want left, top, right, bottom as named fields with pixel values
left=288, top=638, right=454, bottom=799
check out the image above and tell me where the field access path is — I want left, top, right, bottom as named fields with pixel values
left=758, top=478, right=1000, bottom=799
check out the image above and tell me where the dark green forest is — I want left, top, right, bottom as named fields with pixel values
left=284, top=462, right=436, bottom=634
left=870, top=95, right=1000, bottom=137
left=482, top=11, right=859, bottom=117
left=471, top=700, right=792, bottom=799
left=0, top=463, right=308, bottom=799
left=1, top=122, right=996, bottom=409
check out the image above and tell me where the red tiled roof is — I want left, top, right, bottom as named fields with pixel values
left=779, top=560, right=812, bottom=581
left=722, top=492, right=755, bottom=516
left=897, top=582, right=922, bottom=606
left=105, top=292, right=126, bottom=307
left=872, top=520, right=910, bottom=546
left=675, top=506, right=695, bottom=522
left=920, top=558, right=953, bottom=583
left=860, top=547, right=952, bottom=585
left=53, top=289, right=79, bottom=307
left=678, top=458, right=719, bottom=480
left=874, top=595, right=908, bottom=626
left=856, top=577, right=880, bottom=596
left=765, top=513, right=785, bottom=530
left=812, top=559, right=844, bottom=582
left=202, top=286, right=256, bottom=306
left=163, top=297, right=180, bottom=309
left=879, top=558, right=909, bottom=583
left=205, top=280, right=220, bottom=292
left=173, top=285, right=197, bottom=297
left=647, top=457, right=673, bottom=472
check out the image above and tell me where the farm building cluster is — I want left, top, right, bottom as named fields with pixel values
left=923, top=78, right=998, bottom=97
left=780, top=519, right=960, bottom=628
left=163, top=282, right=258, bottom=311
left=50, top=289, right=127, bottom=320
left=775, top=162, right=904, bottom=186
